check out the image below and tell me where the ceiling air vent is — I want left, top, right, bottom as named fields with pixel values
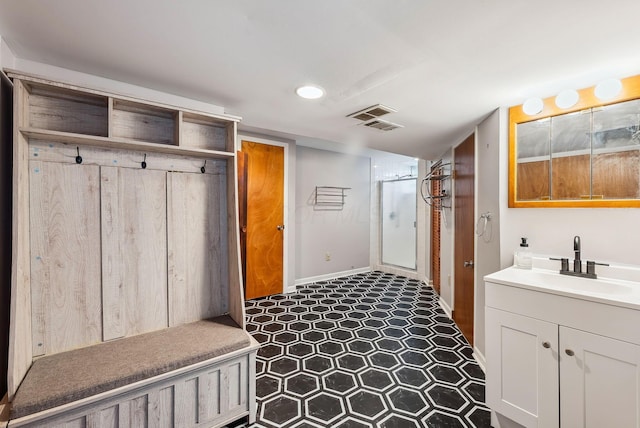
left=362, top=119, right=403, bottom=132
left=347, top=104, right=396, bottom=121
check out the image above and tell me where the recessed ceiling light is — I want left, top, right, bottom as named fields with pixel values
left=296, top=85, right=324, bottom=99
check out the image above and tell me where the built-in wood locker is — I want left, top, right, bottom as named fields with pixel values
left=4, top=72, right=258, bottom=427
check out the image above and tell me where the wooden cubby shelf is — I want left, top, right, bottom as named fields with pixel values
left=6, top=71, right=256, bottom=427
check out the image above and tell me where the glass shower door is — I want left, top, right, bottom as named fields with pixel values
left=381, top=178, right=417, bottom=269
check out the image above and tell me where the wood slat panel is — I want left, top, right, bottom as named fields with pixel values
left=174, top=378, right=198, bottom=427
left=101, top=167, right=168, bottom=338
left=100, top=167, right=125, bottom=341
left=97, top=406, right=118, bottom=428
left=29, top=140, right=227, bottom=174
left=29, top=161, right=102, bottom=356
left=227, top=157, right=245, bottom=328
left=167, top=172, right=227, bottom=327
left=157, top=386, right=175, bottom=428
left=8, top=80, right=33, bottom=399
left=198, top=369, right=221, bottom=423
left=22, top=128, right=234, bottom=160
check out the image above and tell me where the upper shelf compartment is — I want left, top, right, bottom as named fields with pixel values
left=26, top=81, right=109, bottom=137
left=10, top=71, right=241, bottom=158
left=112, top=99, right=177, bottom=146
left=181, top=112, right=233, bottom=152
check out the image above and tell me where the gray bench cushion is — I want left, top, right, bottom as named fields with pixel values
left=11, top=315, right=250, bottom=419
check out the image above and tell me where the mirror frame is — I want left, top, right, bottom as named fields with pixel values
left=509, top=74, right=640, bottom=208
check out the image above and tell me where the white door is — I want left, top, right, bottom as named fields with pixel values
left=560, top=326, right=640, bottom=428
left=485, top=308, right=559, bottom=428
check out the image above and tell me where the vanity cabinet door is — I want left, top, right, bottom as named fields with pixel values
left=486, top=308, right=559, bottom=428
left=560, top=327, right=640, bottom=428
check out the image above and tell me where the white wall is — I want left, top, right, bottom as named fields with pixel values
left=474, top=108, right=504, bottom=361
left=295, top=146, right=371, bottom=281
left=1, top=41, right=225, bottom=117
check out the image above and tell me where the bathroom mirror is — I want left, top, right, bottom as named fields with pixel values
left=509, top=74, right=640, bottom=207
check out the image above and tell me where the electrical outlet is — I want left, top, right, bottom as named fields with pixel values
left=325, top=252, right=331, bottom=261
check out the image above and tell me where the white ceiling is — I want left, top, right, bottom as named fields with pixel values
left=1, top=0, right=640, bottom=159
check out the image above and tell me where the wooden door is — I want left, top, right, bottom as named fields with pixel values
left=486, top=308, right=559, bottom=428
left=560, top=327, right=640, bottom=428
left=453, top=134, right=475, bottom=345
left=241, top=140, right=284, bottom=300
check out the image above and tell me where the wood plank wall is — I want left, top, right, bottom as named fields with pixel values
left=27, top=145, right=230, bottom=355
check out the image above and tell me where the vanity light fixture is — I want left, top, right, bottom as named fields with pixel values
left=594, top=78, right=622, bottom=100
left=295, top=85, right=325, bottom=99
left=555, top=89, right=579, bottom=109
left=522, top=97, right=544, bottom=115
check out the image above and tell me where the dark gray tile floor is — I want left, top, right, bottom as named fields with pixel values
left=242, top=271, right=492, bottom=428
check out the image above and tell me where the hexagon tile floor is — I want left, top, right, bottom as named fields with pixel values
left=243, top=271, right=492, bottom=428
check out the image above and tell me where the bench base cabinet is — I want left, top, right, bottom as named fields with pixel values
left=9, top=350, right=257, bottom=428
left=485, top=273, right=640, bottom=428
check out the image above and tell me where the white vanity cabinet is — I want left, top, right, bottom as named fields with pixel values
left=485, top=268, right=640, bottom=428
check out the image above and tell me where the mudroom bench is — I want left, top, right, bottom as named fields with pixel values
left=4, top=73, right=257, bottom=427
left=9, top=316, right=258, bottom=427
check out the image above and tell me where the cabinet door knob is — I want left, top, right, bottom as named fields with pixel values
left=565, top=349, right=575, bottom=356
left=542, top=341, right=551, bottom=349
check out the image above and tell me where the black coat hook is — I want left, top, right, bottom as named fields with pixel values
left=141, top=154, right=147, bottom=169
left=201, top=160, right=206, bottom=174
left=75, top=147, right=82, bottom=164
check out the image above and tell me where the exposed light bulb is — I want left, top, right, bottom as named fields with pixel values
left=522, top=97, right=544, bottom=115
left=594, top=78, right=622, bottom=100
left=555, top=89, right=579, bottom=109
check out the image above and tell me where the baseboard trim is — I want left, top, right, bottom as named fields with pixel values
left=473, top=348, right=486, bottom=373
left=439, top=297, right=452, bottom=318
left=294, top=267, right=371, bottom=287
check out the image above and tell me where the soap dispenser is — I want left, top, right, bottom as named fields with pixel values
left=515, top=237, right=532, bottom=269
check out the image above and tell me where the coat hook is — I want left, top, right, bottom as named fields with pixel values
left=201, top=160, right=206, bottom=174
left=141, top=154, right=147, bottom=169
left=75, top=147, right=83, bottom=164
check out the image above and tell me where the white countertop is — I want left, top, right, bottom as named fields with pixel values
left=484, top=264, right=640, bottom=311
